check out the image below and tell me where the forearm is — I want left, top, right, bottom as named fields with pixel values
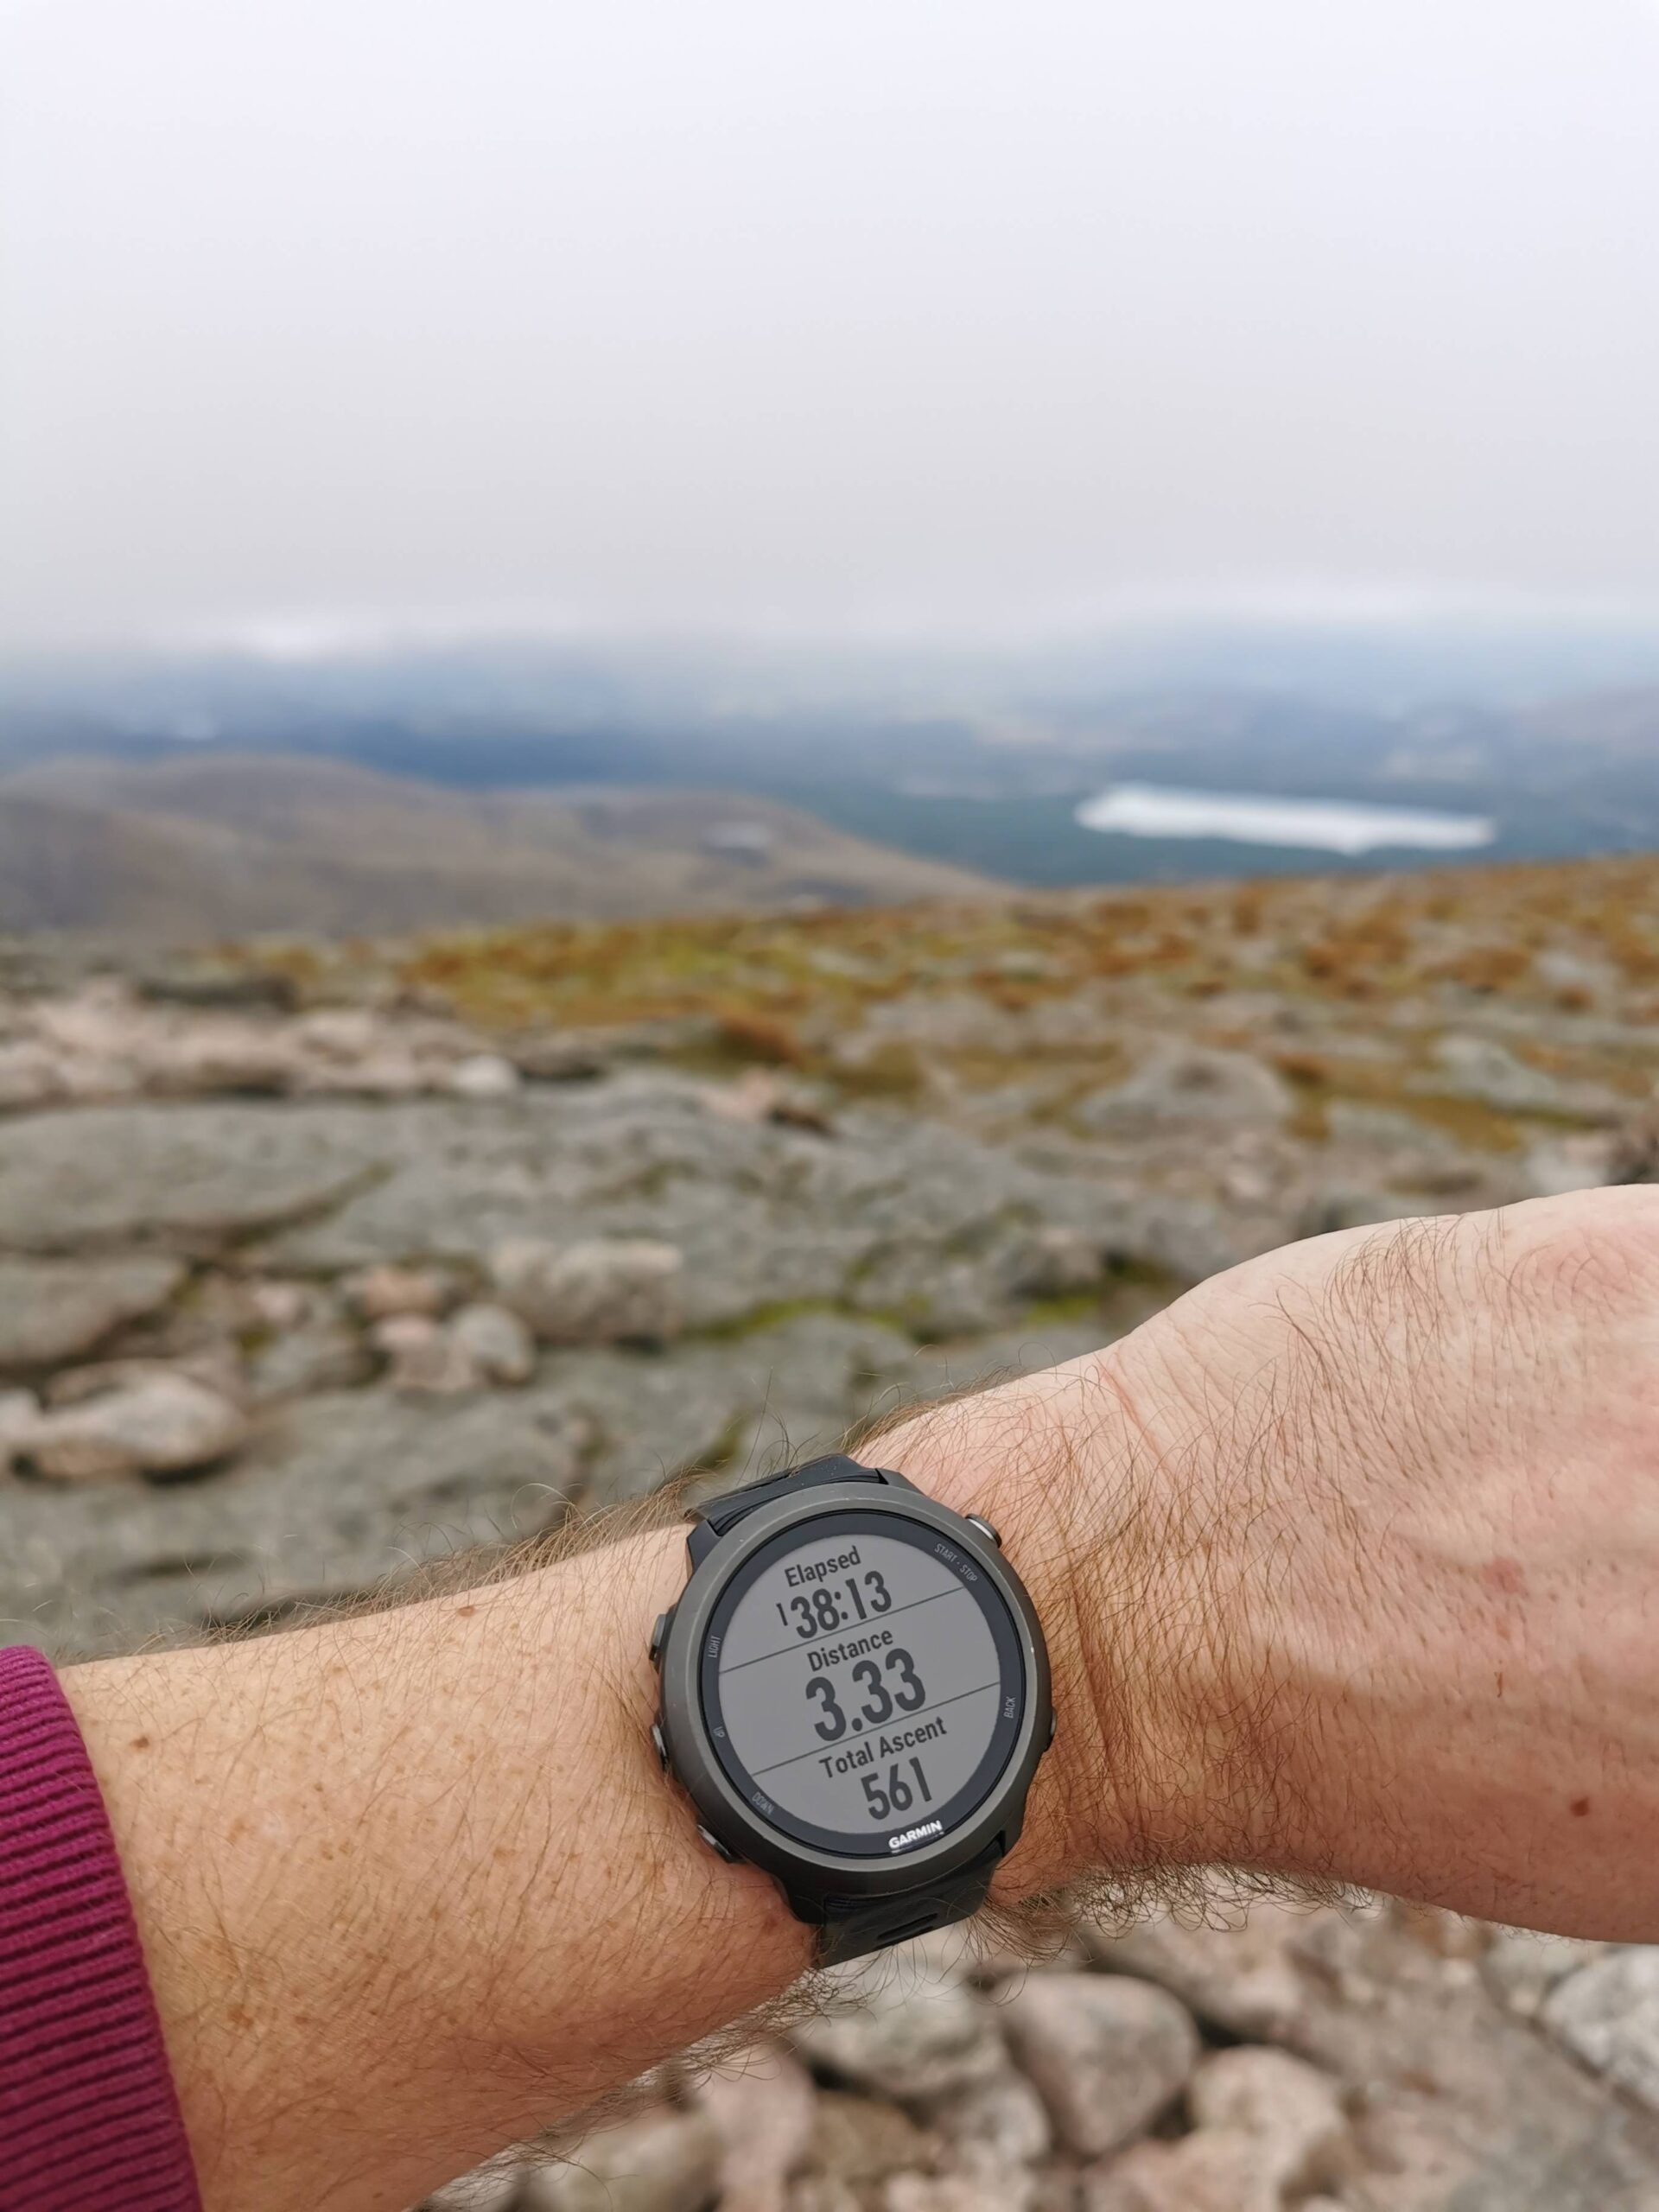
left=66, top=1529, right=808, bottom=2212
left=60, top=1188, right=1659, bottom=2209
left=60, top=1374, right=1145, bottom=2212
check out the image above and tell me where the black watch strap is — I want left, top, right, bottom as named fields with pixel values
left=689, top=1453, right=911, bottom=1563
left=690, top=1454, right=998, bottom=1967
left=806, top=1840, right=1001, bottom=1967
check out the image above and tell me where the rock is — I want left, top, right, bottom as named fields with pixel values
left=1000, top=1224, right=1104, bottom=1299
left=1321, top=1097, right=1469, bottom=1155
left=502, top=1031, right=610, bottom=1084
left=0, top=1254, right=186, bottom=1370
left=306, top=1048, right=429, bottom=1097
left=1001, top=1974, right=1198, bottom=2158
left=544, top=1310, right=912, bottom=1510
left=0, top=1389, right=39, bottom=1467
left=884, top=2177, right=1018, bottom=2212
left=800, top=2091, right=941, bottom=2188
left=0, top=1103, right=378, bottom=1254
left=1534, top=948, right=1612, bottom=1001
left=448, top=1052, right=522, bottom=1100
left=2, top=1306, right=907, bottom=1644
left=0, top=1041, right=66, bottom=1111
left=518, top=2108, right=721, bottom=2212
left=918, top=2065, right=1052, bottom=2166
left=226, top=1075, right=1227, bottom=1333
left=849, top=1249, right=1017, bottom=1338
left=1541, top=1948, right=1659, bottom=2110
left=493, top=1237, right=684, bottom=1345
left=242, top=1080, right=1077, bottom=1318
left=134, top=963, right=298, bottom=1012
left=289, top=1008, right=382, bottom=1059
left=1525, top=1133, right=1622, bottom=1199
left=1426, top=1033, right=1554, bottom=1110
left=1079, top=1046, right=1290, bottom=1132
left=1185, top=2047, right=1344, bottom=2190
left=46, top=1348, right=245, bottom=1409
left=372, top=1313, right=435, bottom=1354
left=706, top=1069, right=785, bottom=1124
left=706, top=1071, right=834, bottom=1135
left=244, top=1279, right=315, bottom=1332
left=343, top=1264, right=452, bottom=1320
left=138, top=1025, right=302, bottom=1098
left=1084, top=1902, right=1317, bottom=2041
left=449, top=1302, right=537, bottom=1386
left=10, top=1371, right=247, bottom=1479
left=789, top=2183, right=862, bottom=2212
left=372, top=1314, right=481, bottom=1395
left=248, top=1320, right=374, bottom=1403
left=0, top=1387, right=588, bottom=1648
left=700, top=2048, right=817, bottom=2212
left=1080, top=2130, right=1276, bottom=2212
left=793, top=1968, right=1006, bottom=2104
left=1480, top=1929, right=1608, bottom=2018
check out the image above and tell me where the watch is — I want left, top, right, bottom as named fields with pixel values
left=648, top=1453, right=1053, bottom=1965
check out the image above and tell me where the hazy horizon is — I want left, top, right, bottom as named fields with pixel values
left=5, top=1, right=1659, bottom=656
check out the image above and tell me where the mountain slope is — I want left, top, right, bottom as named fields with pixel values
left=0, top=753, right=1001, bottom=938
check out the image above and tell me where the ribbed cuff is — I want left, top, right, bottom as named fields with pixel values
left=0, top=1645, right=201, bottom=2212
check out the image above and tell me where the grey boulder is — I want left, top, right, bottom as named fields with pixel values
left=517, top=2109, right=721, bottom=2212
left=0, top=1103, right=378, bottom=1255
left=449, top=1302, right=537, bottom=1384
left=0, top=1254, right=186, bottom=1372
left=1542, top=1947, right=1659, bottom=2113
left=493, top=1237, right=684, bottom=1344
left=1185, top=2047, right=1344, bottom=2190
left=1001, top=1973, right=1198, bottom=2158
left=1079, top=1046, right=1290, bottom=1133
left=10, top=1370, right=247, bottom=1479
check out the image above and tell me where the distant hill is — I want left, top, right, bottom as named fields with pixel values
left=0, top=753, right=1001, bottom=939
left=6, top=651, right=1659, bottom=901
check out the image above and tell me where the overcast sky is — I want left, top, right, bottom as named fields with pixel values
left=3, top=0, right=1658, bottom=652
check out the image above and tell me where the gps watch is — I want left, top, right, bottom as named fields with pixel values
left=648, top=1453, right=1053, bottom=1963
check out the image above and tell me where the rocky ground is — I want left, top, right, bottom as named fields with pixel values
left=5, top=852, right=1659, bottom=2206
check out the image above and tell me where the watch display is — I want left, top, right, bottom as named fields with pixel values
left=699, top=1508, right=1026, bottom=1858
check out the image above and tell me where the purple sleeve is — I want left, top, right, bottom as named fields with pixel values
left=0, top=1645, right=201, bottom=2212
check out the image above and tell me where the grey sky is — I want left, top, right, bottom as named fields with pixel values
left=3, top=0, right=1658, bottom=651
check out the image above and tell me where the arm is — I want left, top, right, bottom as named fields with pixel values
left=61, top=1185, right=1659, bottom=2210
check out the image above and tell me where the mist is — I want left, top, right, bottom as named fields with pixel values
left=4, top=0, right=1659, bottom=652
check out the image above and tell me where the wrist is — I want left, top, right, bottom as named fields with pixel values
left=870, top=1318, right=1274, bottom=1905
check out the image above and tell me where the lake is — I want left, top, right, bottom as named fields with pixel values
left=1075, top=783, right=1497, bottom=856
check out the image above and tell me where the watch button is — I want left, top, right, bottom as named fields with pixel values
left=696, top=1822, right=738, bottom=1863
left=964, top=1513, right=1002, bottom=1549
left=648, top=1608, right=672, bottom=1666
left=1046, top=1711, right=1057, bottom=1747
left=651, top=1721, right=669, bottom=1771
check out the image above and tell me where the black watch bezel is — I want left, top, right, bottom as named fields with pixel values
left=656, top=1478, right=1052, bottom=1909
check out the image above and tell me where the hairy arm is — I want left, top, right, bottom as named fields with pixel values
left=66, top=1376, right=1131, bottom=2212
left=63, top=1186, right=1659, bottom=2209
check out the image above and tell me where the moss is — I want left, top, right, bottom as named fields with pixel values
left=189, top=849, right=1659, bottom=1106
left=693, top=1295, right=922, bottom=1345
left=1380, top=1093, right=1527, bottom=1154
left=1016, top=1287, right=1113, bottom=1326
left=830, top=1040, right=926, bottom=1099
left=695, top=1296, right=845, bottom=1342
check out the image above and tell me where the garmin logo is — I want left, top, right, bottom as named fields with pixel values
left=887, top=1819, right=944, bottom=1852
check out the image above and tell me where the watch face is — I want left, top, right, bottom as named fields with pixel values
left=699, top=1507, right=1027, bottom=1859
